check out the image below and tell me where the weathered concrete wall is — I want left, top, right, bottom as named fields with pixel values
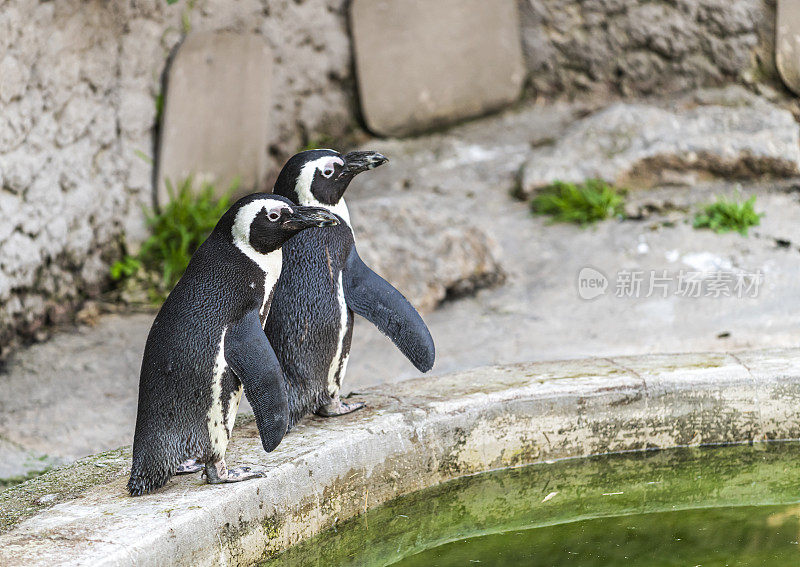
left=2, top=349, right=800, bottom=565
left=0, top=0, right=353, bottom=354
left=519, top=0, right=776, bottom=98
left=0, top=0, right=779, bottom=353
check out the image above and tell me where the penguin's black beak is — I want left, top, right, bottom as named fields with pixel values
left=283, top=205, right=339, bottom=230
left=339, top=151, right=388, bottom=178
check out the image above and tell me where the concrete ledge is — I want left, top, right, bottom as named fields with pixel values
left=3, top=349, right=800, bottom=566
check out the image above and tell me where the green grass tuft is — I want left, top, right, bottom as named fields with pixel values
left=530, top=179, right=625, bottom=225
left=300, top=134, right=336, bottom=152
left=693, top=195, right=762, bottom=236
left=109, top=255, right=142, bottom=281
left=110, top=177, right=236, bottom=303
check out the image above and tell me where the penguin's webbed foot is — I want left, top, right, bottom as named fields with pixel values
left=317, top=397, right=366, bottom=417
left=204, top=460, right=265, bottom=484
left=175, top=459, right=204, bottom=475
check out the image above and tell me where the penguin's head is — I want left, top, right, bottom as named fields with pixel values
left=273, top=149, right=388, bottom=207
left=220, top=194, right=339, bottom=255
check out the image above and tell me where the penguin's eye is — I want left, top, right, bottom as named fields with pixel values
left=321, top=165, right=335, bottom=178
left=267, top=210, right=282, bottom=222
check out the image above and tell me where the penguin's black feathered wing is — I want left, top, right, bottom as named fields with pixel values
left=225, top=309, right=289, bottom=453
left=343, top=246, right=435, bottom=372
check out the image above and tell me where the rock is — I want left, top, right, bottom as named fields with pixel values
left=350, top=0, right=524, bottom=137
left=350, top=194, right=505, bottom=313
left=521, top=88, right=800, bottom=196
left=156, top=32, right=273, bottom=204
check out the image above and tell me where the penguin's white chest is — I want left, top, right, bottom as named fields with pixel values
left=327, top=200, right=352, bottom=228
left=208, top=244, right=281, bottom=456
left=231, top=216, right=283, bottom=322
left=207, top=327, right=240, bottom=456
left=326, top=269, right=351, bottom=396
left=256, top=250, right=283, bottom=323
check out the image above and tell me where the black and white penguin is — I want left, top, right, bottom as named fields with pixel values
left=266, top=149, right=435, bottom=428
left=127, top=193, right=338, bottom=496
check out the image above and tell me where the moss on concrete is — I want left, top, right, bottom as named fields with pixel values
left=0, top=447, right=131, bottom=534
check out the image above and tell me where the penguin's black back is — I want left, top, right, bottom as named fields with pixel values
left=128, top=232, right=265, bottom=496
left=265, top=221, right=355, bottom=428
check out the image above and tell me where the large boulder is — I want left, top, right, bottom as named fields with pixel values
left=350, top=195, right=504, bottom=313
left=521, top=87, right=800, bottom=196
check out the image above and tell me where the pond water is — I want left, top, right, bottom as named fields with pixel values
left=266, top=442, right=800, bottom=566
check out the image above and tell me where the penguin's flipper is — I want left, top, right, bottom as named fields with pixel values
left=343, top=246, right=435, bottom=372
left=225, top=310, right=289, bottom=453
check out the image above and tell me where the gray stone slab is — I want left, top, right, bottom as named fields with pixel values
left=156, top=32, right=272, bottom=204
left=776, top=0, right=800, bottom=96
left=351, top=0, right=525, bottom=137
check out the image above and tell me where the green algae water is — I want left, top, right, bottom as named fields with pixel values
left=266, top=443, right=800, bottom=566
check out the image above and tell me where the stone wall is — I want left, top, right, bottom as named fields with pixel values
left=0, top=0, right=353, bottom=354
left=519, top=0, right=776, bottom=98
left=0, top=0, right=780, bottom=353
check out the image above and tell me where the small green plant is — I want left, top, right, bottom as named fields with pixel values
left=300, top=134, right=336, bottom=152
left=530, top=179, right=625, bottom=225
left=692, top=195, right=762, bottom=236
left=111, top=177, right=236, bottom=302
left=109, top=256, right=142, bottom=281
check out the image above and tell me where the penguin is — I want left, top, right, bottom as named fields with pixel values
left=266, top=149, right=435, bottom=429
left=127, top=193, right=338, bottom=496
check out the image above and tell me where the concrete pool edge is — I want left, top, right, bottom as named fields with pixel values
left=3, top=348, right=800, bottom=566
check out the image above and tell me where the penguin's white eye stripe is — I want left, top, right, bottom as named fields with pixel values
left=295, top=155, right=345, bottom=206
left=318, top=157, right=343, bottom=179
left=264, top=203, right=292, bottom=222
